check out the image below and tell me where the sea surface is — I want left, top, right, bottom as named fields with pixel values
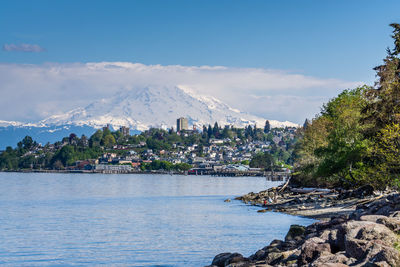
left=0, top=172, right=315, bottom=266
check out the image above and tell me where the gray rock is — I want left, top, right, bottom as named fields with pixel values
left=252, top=262, right=273, bottom=267
left=264, top=252, right=284, bottom=265
left=345, top=237, right=369, bottom=259
left=310, top=251, right=352, bottom=267
left=376, top=217, right=400, bottom=234
left=210, top=193, right=400, bottom=267
left=224, top=253, right=248, bottom=266
left=225, top=262, right=251, bottom=267
left=265, top=246, right=281, bottom=254
left=298, top=237, right=331, bottom=265
left=285, top=224, right=306, bottom=242
left=360, top=215, right=388, bottom=223
left=339, top=220, right=400, bottom=265
left=390, top=210, right=400, bottom=218
left=342, top=220, right=398, bottom=243
left=318, top=228, right=341, bottom=252
left=212, top=253, right=233, bottom=267
left=249, top=249, right=267, bottom=261
left=269, top=239, right=284, bottom=248
left=368, top=243, right=400, bottom=266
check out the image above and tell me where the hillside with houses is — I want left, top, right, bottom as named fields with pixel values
left=0, top=119, right=298, bottom=176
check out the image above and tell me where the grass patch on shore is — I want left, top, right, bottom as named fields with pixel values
left=393, top=235, right=400, bottom=252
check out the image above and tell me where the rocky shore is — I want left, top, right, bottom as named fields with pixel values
left=236, top=184, right=377, bottom=221
left=206, top=186, right=400, bottom=266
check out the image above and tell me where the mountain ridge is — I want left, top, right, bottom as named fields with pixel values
left=0, top=86, right=299, bottom=148
left=39, top=85, right=299, bottom=130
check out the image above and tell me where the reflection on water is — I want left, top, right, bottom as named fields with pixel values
left=0, top=173, right=315, bottom=266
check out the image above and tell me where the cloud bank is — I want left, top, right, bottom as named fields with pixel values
left=3, top=43, right=45, bottom=52
left=0, top=62, right=363, bottom=124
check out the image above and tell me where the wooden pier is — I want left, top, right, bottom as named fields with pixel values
left=187, top=168, right=290, bottom=181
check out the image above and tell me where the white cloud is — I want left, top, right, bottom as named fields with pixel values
left=0, top=62, right=363, bottom=123
left=3, top=43, right=45, bottom=52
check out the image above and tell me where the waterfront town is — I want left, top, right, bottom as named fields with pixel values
left=0, top=118, right=298, bottom=178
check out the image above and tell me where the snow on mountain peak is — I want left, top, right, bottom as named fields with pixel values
left=39, top=85, right=299, bottom=130
left=0, top=120, right=24, bottom=127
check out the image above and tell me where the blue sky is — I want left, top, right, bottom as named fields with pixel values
left=2, top=0, right=399, bottom=81
left=0, top=1, right=400, bottom=123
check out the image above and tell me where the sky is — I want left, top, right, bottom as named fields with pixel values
left=1, top=0, right=400, bottom=124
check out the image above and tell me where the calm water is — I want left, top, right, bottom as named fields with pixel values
left=0, top=173, right=315, bottom=266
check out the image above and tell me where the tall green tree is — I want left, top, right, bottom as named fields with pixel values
left=314, top=87, right=371, bottom=187
left=361, top=23, right=400, bottom=188
left=213, top=122, right=219, bottom=137
left=250, top=152, right=275, bottom=170
left=363, top=23, right=400, bottom=137
left=207, top=125, right=213, bottom=138
left=89, top=130, right=103, bottom=147
left=264, top=120, right=271, bottom=133
left=17, top=136, right=36, bottom=151
left=103, top=134, right=116, bottom=148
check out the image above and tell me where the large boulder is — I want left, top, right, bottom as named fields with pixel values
left=361, top=215, right=400, bottom=234
left=285, top=224, right=306, bottom=242
left=211, top=253, right=233, bottom=267
left=340, top=220, right=400, bottom=265
left=298, top=237, right=331, bottom=265
left=249, top=249, right=268, bottom=261
left=264, top=252, right=284, bottom=265
left=369, top=245, right=400, bottom=267
left=343, top=221, right=399, bottom=244
left=310, top=251, right=354, bottom=267
left=377, top=217, right=400, bottom=234
left=211, top=252, right=248, bottom=267
left=317, top=228, right=341, bottom=252
left=224, top=253, right=249, bottom=266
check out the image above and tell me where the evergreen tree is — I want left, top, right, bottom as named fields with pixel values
left=89, top=130, right=103, bottom=147
left=207, top=124, right=213, bottom=138
left=360, top=23, right=400, bottom=187
left=221, top=126, right=231, bottom=139
left=17, top=136, right=36, bottom=151
left=245, top=125, right=252, bottom=138
left=213, top=122, right=219, bottom=137
left=69, top=133, right=77, bottom=144
left=303, top=119, right=310, bottom=129
left=202, top=125, right=208, bottom=139
left=253, top=124, right=257, bottom=138
left=264, top=120, right=271, bottom=133
left=79, top=135, right=88, bottom=147
left=363, top=23, right=400, bottom=137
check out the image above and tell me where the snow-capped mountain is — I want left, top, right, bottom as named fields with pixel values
left=0, top=120, right=41, bottom=127
left=0, top=86, right=298, bottom=148
left=40, top=85, right=298, bottom=130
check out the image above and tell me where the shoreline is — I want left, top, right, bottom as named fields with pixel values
left=207, top=185, right=400, bottom=266
left=235, top=185, right=379, bottom=221
left=0, top=169, right=188, bottom=175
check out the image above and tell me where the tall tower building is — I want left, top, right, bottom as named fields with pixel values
left=177, top=117, right=189, bottom=132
